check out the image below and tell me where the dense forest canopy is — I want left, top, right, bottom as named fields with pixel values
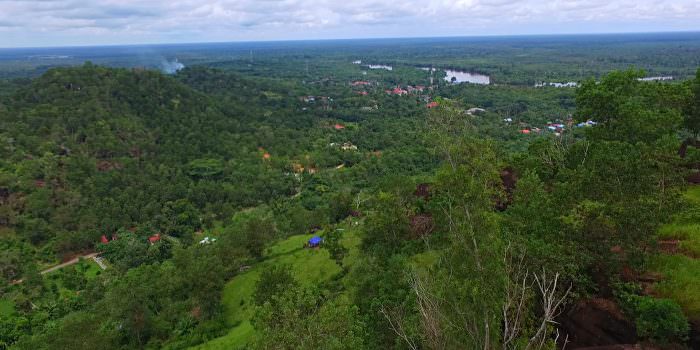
left=1, top=35, right=700, bottom=349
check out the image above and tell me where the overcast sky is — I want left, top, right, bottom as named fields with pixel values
left=1, top=0, right=699, bottom=48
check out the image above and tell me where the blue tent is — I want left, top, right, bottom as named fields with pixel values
left=308, top=236, right=322, bottom=246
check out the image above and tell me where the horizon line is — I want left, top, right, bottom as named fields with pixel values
left=1, top=29, right=699, bottom=50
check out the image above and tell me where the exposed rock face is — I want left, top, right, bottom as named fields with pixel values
left=573, top=346, right=643, bottom=350
left=414, top=183, right=431, bottom=200
left=496, top=167, right=518, bottom=211
left=409, top=213, right=434, bottom=238
left=690, top=320, right=700, bottom=350
left=559, top=298, right=637, bottom=349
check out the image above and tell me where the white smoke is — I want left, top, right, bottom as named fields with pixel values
left=161, top=58, right=185, bottom=74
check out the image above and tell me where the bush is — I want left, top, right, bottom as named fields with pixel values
left=633, top=296, right=689, bottom=343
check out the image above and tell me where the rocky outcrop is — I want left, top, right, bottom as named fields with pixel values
left=559, top=298, right=637, bottom=349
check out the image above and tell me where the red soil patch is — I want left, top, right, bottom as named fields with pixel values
left=658, top=240, right=681, bottom=254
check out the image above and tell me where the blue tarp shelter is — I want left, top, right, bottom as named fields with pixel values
left=308, top=236, right=322, bottom=247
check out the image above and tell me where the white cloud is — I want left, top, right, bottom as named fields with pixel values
left=0, top=0, right=698, bottom=47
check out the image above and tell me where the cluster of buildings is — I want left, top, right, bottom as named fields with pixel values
left=302, top=95, right=333, bottom=103
left=199, top=236, right=217, bottom=245
left=100, top=232, right=162, bottom=245
left=385, top=85, right=427, bottom=95
left=517, top=119, right=597, bottom=136
left=535, top=82, right=579, bottom=88
left=351, top=80, right=371, bottom=87
left=329, top=142, right=358, bottom=151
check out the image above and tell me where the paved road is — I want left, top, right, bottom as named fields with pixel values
left=40, top=253, right=100, bottom=275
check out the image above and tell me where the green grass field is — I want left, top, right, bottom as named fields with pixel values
left=658, top=223, right=700, bottom=257
left=684, top=186, right=700, bottom=205
left=82, top=258, right=104, bottom=279
left=649, top=254, right=700, bottom=320
left=193, top=229, right=358, bottom=350
left=650, top=186, right=700, bottom=321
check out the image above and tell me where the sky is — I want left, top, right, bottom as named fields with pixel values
left=0, top=0, right=699, bottom=48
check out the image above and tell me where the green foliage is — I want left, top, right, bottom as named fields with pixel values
left=323, top=228, right=349, bottom=266
left=12, top=311, right=119, bottom=350
left=615, top=282, right=689, bottom=343
left=577, top=69, right=684, bottom=143
left=188, top=158, right=225, bottom=179
left=634, top=297, right=689, bottom=344
left=684, top=68, right=700, bottom=136
left=225, top=207, right=278, bottom=258
left=97, top=231, right=153, bottom=271
left=252, top=287, right=366, bottom=350
left=429, top=140, right=507, bottom=349
left=253, top=265, right=298, bottom=306
left=159, top=199, right=201, bottom=243
left=200, top=233, right=345, bottom=349
left=1, top=43, right=697, bottom=350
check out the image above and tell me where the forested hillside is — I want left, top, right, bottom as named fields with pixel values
left=1, top=60, right=699, bottom=349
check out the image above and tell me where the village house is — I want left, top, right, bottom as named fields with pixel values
left=148, top=233, right=161, bottom=244
left=406, top=85, right=425, bottom=93
left=386, top=87, right=408, bottom=95
left=576, top=120, right=598, bottom=127
left=426, top=101, right=439, bottom=108
left=546, top=123, right=566, bottom=132
left=199, top=236, right=216, bottom=244
left=330, top=142, right=358, bottom=151
left=466, top=107, right=486, bottom=115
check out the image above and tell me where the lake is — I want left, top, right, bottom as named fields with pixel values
left=444, top=69, right=490, bottom=85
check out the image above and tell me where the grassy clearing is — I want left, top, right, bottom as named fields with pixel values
left=650, top=186, right=700, bottom=321
left=649, top=254, right=700, bottom=320
left=684, top=186, right=700, bottom=205
left=82, top=258, right=104, bottom=279
left=194, top=230, right=357, bottom=350
left=43, top=257, right=103, bottom=279
left=658, top=223, right=700, bottom=257
left=192, top=321, right=254, bottom=350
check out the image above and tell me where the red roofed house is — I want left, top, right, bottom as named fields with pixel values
left=427, top=102, right=439, bottom=109
left=149, top=233, right=161, bottom=244
left=100, top=235, right=109, bottom=244
left=263, top=153, right=271, bottom=160
left=520, top=129, right=531, bottom=134
left=357, top=91, right=368, bottom=96
left=407, top=85, right=425, bottom=93
left=392, top=87, right=408, bottom=95
left=334, top=123, right=346, bottom=130
left=351, top=81, right=370, bottom=86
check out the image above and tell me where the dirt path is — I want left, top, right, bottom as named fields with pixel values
left=40, top=253, right=99, bottom=275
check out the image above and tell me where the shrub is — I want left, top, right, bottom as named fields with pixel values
left=633, top=296, right=689, bottom=343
